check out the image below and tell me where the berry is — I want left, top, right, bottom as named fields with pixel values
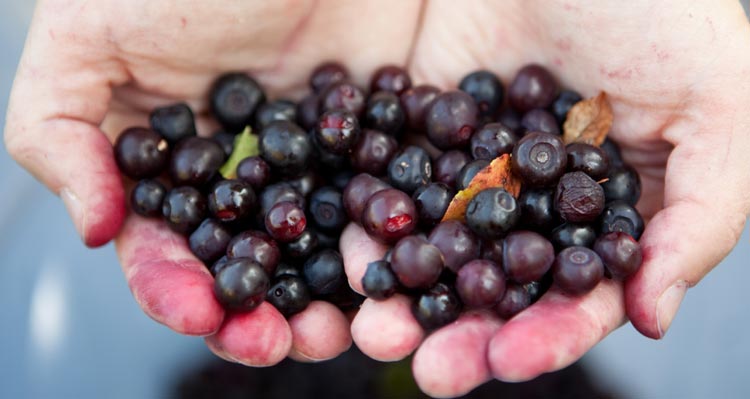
left=552, top=246, right=604, bottom=295
left=212, top=131, right=236, bottom=157
left=259, top=120, right=313, bottom=176
left=599, top=201, right=645, bottom=240
left=226, top=230, right=281, bottom=274
left=521, top=109, right=560, bottom=135
left=456, top=159, right=490, bottom=190
left=508, top=64, right=558, bottom=113
left=114, top=127, right=169, bottom=179
left=350, top=129, right=398, bottom=175
left=425, top=91, right=478, bottom=150
left=319, top=82, right=366, bottom=116
left=210, top=73, right=266, bottom=133
left=330, top=170, right=355, bottom=191
left=162, top=186, right=207, bottom=235
left=255, top=99, right=297, bottom=130
left=387, top=145, right=432, bottom=194
left=130, top=179, right=167, bottom=218
left=342, top=173, right=390, bottom=222
left=149, top=103, right=196, bottom=144
left=361, top=188, right=417, bottom=244
left=296, top=93, right=321, bottom=130
left=497, top=107, right=522, bottom=133
left=412, top=283, right=462, bottom=331
left=433, top=150, right=471, bottom=188
left=593, top=232, right=643, bottom=279
left=274, top=262, right=301, bottom=278
left=554, top=171, right=605, bottom=223
left=208, top=179, right=256, bottom=223
left=365, top=91, right=405, bottom=136
left=370, top=65, right=412, bottom=95
left=265, top=201, right=307, bottom=243
left=169, top=136, right=225, bottom=187
left=361, top=260, right=398, bottom=300
left=550, top=223, right=597, bottom=251
left=236, top=156, right=271, bottom=190
left=470, top=123, right=518, bottom=160
left=600, top=138, right=624, bottom=167
left=400, top=84, right=440, bottom=132
left=310, top=62, right=350, bottom=93
left=518, top=188, right=557, bottom=231
left=512, top=131, right=567, bottom=187
left=465, top=188, right=520, bottom=239
left=480, top=239, right=504, bottom=265
left=315, top=109, right=362, bottom=155
left=309, top=186, right=347, bottom=234
left=390, top=235, right=444, bottom=289
left=189, top=219, right=233, bottom=264
left=456, top=259, right=506, bottom=308
left=287, top=170, right=319, bottom=198
left=214, top=258, right=269, bottom=311
left=267, top=274, right=311, bottom=317
left=428, top=220, right=481, bottom=272
left=566, top=142, right=610, bottom=180
left=502, top=230, right=555, bottom=284
left=495, top=283, right=531, bottom=319
left=303, top=249, right=345, bottom=296
left=412, top=182, right=454, bottom=228
left=602, top=165, right=641, bottom=206
left=551, top=90, right=583, bottom=124
left=282, top=230, right=319, bottom=260
left=458, top=70, right=504, bottom=118
left=259, top=182, right=306, bottom=218
left=210, top=256, right=230, bottom=277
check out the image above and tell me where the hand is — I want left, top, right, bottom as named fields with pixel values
left=339, top=1, right=750, bottom=397
left=3, top=0, right=422, bottom=365
left=5, top=0, right=750, bottom=396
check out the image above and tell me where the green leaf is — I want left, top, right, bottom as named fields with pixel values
left=219, top=126, right=259, bottom=179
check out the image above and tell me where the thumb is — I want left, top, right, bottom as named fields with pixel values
left=626, top=125, right=750, bottom=338
left=4, top=3, right=129, bottom=247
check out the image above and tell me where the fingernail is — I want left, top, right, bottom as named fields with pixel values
left=60, top=187, right=86, bottom=242
left=656, top=280, right=688, bottom=338
left=288, top=348, right=325, bottom=363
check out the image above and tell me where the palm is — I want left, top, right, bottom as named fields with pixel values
left=7, top=1, right=750, bottom=397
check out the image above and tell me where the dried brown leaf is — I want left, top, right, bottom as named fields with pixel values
left=442, top=154, right=522, bottom=222
left=563, top=92, right=613, bottom=147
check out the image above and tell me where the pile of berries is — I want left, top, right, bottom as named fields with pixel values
left=114, top=61, right=644, bottom=332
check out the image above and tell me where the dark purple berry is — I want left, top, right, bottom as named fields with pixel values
left=433, top=150, right=471, bottom=188
left=470, top=123, right=518, bottom=160
left=214, top=258, right=269, bottom=311
left=365, top=91, right=405, bottom=136
left=162, top=186, right=207, bottom=235
left=400, top=84, right=440, bottom=132
left=518, top=188, right=557, bottom=231
left=302, top=249, right=345, bottom=296
left=226, top=230, right=281, bottom=274
left=350, top=129, right=398, bottom=176
left=342, top=173, right=390, bottom=222
left=130, top=179, right=166, bottom=218
left=599, top=201, right=644, bottom=240
left=600, top=138, right=624, bottom=167
left=456, top=259, right=506, bottom=308
left=361, top=260, right=398, bottom=300
left=259, top=182, right=306, bottom=218
left=465, top=188, right=520, bottom=239
left=315, top=109, right=362, bottom=155
left=259, top=120, right=313, bottom=176
left=265, top=201, right=307, bottom=243
left=553, top=246, right=604, bottom=295
left=208, top=179, right=256, bottom=223
left=267, top=274, right=311, bottom=317
left=459, top=70, right=504, bottom=118
left=390, top=235, right=443, bottom=289
left=551, top=90, right=582, bottom=124
left=550, top=223, right=597, bottom=251
left=495, top=283, right=531, bottom=319
left=370, top=65, right=412, bottom=95
left=319, top=82, right=366, bottom=116
left=169, top=136, right=225, bottom=187
left=309, top=186, right=347, bottom=234
left=428, top=220, right=481, bottom=273
left=255, top=99, right=297, bottom=130
left=361, top=188, right=417, bottom=244
left=210, top=256, right=230, bottom=277
left=521, top=109, right=560, bottom=135
left=114, top=127, right=169, bottom=179
left=297, top=93, right=321, bottom=130
left=149, top=103, right=196, bottom=144
left=480, top=239, right=504, bottom=265
left=508, top=64, right=558, bottom=113
left=594, top=232, right=643, bottom=279
left=602, top=166, right=641, bottom=206
left=503, top=230, right=555, bottom=284
left=512, top=131, right=567, bottom=187
left=310, top=62, right=350, bottom=93
left=425, top=91, right=479, bottom=150
left=212, top=131, right=236, bottom=157
left=387, top=145, right=432, bottom=194
left=189, top=219, right=233, bottom=264
left=236, top=156, right=271, bottom=190
left=412, top=182, right=454, bottom=228
left=412, top=283, right=462, bottom=331
left=566, top=143, right=610, bottom=180
left=282, top=230, right=319, bottom=260
left=210, top=73, right=266, bottom=133
left=456, top=159, right=490, bottom=190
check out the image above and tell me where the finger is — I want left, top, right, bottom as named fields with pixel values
left=350, top=295, right=424, bottom=361
left=626, top=134, right=750, bottom=338
left=287, top=301, right=352, bottom=362
left=115, top=215, right=225, bottom=336
left=205, top=302, right=292, bottom=367
left=412, top=311, right=502, bottom=398
left=4, top=4, right=130, bottom=247
left=488, top=280, right=625, bottom=382
left=340, top=223, right=389, bottom=294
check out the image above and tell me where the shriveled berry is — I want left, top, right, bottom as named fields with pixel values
left=554, top=171, right=605, bottom=223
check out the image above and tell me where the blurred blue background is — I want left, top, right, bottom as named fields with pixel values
left=2, top=2, right=749, bottom=398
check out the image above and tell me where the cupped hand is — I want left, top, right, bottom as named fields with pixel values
left=5, top=0, right=750, bottom=397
